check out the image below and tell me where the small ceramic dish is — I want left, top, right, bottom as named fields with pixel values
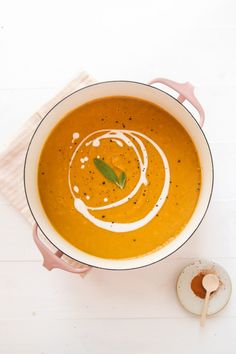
left=176, top=259, right=232, bottom=315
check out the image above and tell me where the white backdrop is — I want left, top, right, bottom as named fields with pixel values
left=0, top=1, right=236, bottom=353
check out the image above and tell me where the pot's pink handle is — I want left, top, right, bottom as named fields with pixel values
left=33, top=224, right=91, bottom=274
left=148, top=78, right=205, bottom=127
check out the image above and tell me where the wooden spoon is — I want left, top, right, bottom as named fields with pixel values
left=200, top=274, right=220, bottom=327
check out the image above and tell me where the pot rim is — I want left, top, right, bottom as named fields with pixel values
left=24, top=80, right=214, bottom=270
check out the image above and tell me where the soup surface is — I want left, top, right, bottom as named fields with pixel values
left=38, top=96, right=201, bottom=259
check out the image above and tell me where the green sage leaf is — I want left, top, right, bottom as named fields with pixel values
left=119, top=171, right=126, bottom=189
left=94, top=158, right=119, bottom=184
left=93, top=158, right=127, bottom=190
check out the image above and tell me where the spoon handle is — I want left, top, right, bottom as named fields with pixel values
left=200, top=291, right=211, bottom=327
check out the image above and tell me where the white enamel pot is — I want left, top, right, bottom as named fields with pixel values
left=24, top=78, right=213, bottom=273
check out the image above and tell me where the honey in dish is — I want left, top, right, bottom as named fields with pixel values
left=38, top=96, right=201, bottom=259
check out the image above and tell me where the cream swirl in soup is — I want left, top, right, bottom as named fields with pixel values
left=68, top=129, right=170, bottom=232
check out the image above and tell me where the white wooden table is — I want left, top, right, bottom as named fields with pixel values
left=0, top=1, right=235, bottom=353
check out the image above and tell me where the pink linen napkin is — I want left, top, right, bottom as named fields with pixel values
left=0, top=71, right=96, bottom=272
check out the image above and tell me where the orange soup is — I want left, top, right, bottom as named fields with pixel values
left=38, top=96, right=201, bottom=259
